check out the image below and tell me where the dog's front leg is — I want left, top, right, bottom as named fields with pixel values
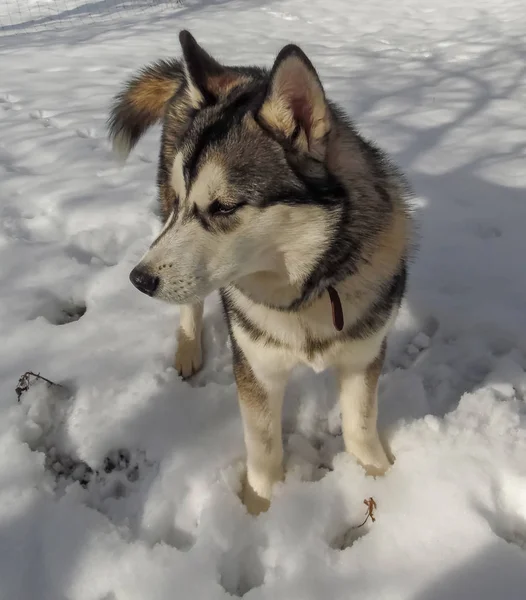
left=233, top=345, right=287, bottom=515
left=337, top=342, right=392, bottom=476
left=174, top=301, right=204, bottom=378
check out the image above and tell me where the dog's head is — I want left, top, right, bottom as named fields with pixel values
left=130, top=31, right=343, bottom=305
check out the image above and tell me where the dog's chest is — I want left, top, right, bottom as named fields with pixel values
left=226, top=287, right=364, bottom=371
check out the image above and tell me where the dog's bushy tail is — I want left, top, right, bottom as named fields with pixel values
left=107, top=59, right=184, bottom=161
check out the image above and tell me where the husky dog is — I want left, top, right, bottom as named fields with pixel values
left=108, top=31, right=412, bottom=515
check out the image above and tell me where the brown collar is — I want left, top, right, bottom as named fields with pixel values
left=327, top=286, right=344, bottom=331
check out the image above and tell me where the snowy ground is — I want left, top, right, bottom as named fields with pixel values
left=1, top=0, right=526, bottom=598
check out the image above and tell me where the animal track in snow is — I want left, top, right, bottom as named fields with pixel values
left=30, top=294, right=87, bottom=325
left=329, top=499, right=377, bottom=551
left=468, top=220, right=503, bottom=240
left=19, top=379, right=156, bottom=522
left=30, top=109, right=55, bottom=128
left=66, top=227, right=127, bottom=267
left=37, top=436, right=155, bottom=518
left=0, top=93, right=22, bottom=112
left=382, top=321, right=436, bottom=380
left=0, top=147, right=33, bottom=176
left=219, top=548, right=265, bottom=597
left=392, top=329, right=432, bottom=370
left=329, top=522, right=370, bottom=550
left=75, top=127, right=97, bottom=139
left=16, top=373, right=203, bottom=557
left=285, top=432, right=338, bottom=482
left=53, top=302, right=86, bottom=325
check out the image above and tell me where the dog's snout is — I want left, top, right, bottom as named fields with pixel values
left=129, top=267, right=159, bottom=297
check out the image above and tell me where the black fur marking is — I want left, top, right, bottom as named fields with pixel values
left=257, top=152, right=347, bottom=214
left=195, top=209, right=212, bottom=232
left=184, top=90, right=262, bottom=187
left=156, top=85, right=199, bottom=221
left=288, top=197, right=359, bottom=310
left=190, top=201, right=245, bottom=234
left=224, top=260, right=407, bottom=359
left=229, top=333, right=244, bottom=371
left=149, top=212, right=175, bottom=248
left=354, top=135, right=397, bottom=207
left=290, top=122, right=301, bottom=144
left=303, top=260, right=407, bottom=357
left=221, top=292, right=281, bottom=373
left=222, top=290, right=281, bottom=348
left=344, top=260, right=407, bottom=341
left=209, top=199, right=246, bottom=216
left=179, top=30, right=220, bottom=106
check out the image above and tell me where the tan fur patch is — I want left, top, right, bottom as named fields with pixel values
left=174, top=301, right=203, bottom=378
left=364, top=341, right=386, bottom=419
left=129, top=74, right=179, bottom=120
left=259, top=97, right=296, bottom=139
left=233, top=349, right=269, bottom=415
left=188, top=161, right=228, bottom=210
left=184, top=69, right=249, bottom=109
left=182, top=61, right=205, bottom=109
left=356, top=203, right=409, bottom=291
left=171, top=152, right=186, bottom=201
left=208, top=73, right=250, bottom=97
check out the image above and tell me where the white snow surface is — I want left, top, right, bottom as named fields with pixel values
left=1, top=0, right=526, bottom=598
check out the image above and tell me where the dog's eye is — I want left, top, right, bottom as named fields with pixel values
left=209, top=200, right=238, bottom=216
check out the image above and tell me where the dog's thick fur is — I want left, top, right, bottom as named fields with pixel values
left=108, top=31, right=412, bottom=514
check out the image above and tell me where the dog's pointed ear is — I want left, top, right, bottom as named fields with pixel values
left=257, top=45, right=330, bottom=160
left=179, top=30, right=245, bottom=108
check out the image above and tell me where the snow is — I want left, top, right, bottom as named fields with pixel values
left=1, top=0, right=526, bottom=598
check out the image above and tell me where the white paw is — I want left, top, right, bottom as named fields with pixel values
left=174, top=332, right=203, bottom=379
left=240, top=463, right=284, bottom=516
left=346, top=436, right=394, bottom=477
left=241, top=476, right=271, bottom=516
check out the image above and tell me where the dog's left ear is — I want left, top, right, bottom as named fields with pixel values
left=179, top=30, right=245, bottom=108
left=257, top=45, right=330, bottom=161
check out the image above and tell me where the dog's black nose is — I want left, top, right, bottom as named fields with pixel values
left=129, top=268, right=159, bottom=296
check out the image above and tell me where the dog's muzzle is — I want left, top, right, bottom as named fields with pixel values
left=129, top=267, right=159, bottom=297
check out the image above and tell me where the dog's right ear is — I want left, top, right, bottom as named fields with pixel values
left=179, top=30, right=246, bottom=108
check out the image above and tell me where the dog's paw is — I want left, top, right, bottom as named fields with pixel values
left=363, top=462, right=391, bottom=477
left=174, top=332, right=203, bottom=379
left=347, top=436, right=394, bottom=478
left=241, top=475, right=271, bottom=516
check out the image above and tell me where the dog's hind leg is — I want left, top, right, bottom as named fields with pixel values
left=337, top=342, right=393, bottom=476
left=233, top=344, right=287, bottom=515
left=175, top=301, right=204, bottom=379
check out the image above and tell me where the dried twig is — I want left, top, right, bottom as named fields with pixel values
left=352, top=497, right=377, bottom=529
left=16, top=371, right=63, bottom=402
